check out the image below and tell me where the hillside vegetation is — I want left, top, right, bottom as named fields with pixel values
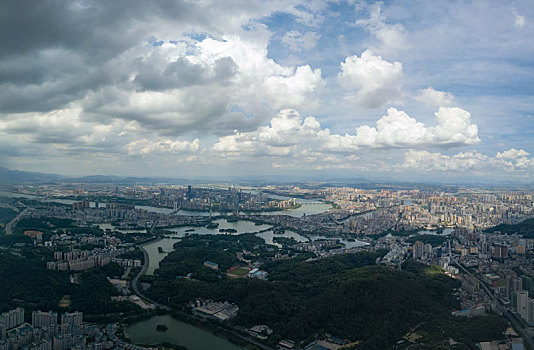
left=485, top=217, right=534, bottom=239
left=146, top=234, right=496, bottom=349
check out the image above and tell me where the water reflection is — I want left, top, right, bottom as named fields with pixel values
left=255, top=229, right=308, bottom=247
left=141, top=237, right=181, bottom=275
left=168, top=219, right=271, bottom=237
left=125, top=315, right=244, bottom=350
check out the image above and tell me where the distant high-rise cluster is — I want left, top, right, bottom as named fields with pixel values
left=72, top=200, right=91, bottom=210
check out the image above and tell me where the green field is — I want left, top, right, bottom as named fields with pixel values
left=227, top=266, right=251, bottom=277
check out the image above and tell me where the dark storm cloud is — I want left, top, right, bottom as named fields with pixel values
left=0, top=120, right=80, bottom=144
left=0, top=0, right=204, bottom=113
left=1, top=1, right=152, bottom=59
left=80, top=83, right=233, bottom=136
left=0, top=0, right=273, bottom=119
left=134, top=56, right=237, bottom=91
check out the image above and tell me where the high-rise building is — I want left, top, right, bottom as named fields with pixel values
left=32, top=311, right=58, bottom=328
left=413, top=241, right=424, bottom=259
left=493, top=244, right=509, bottom=259
left=61, top=312, right=83, bottom=335
left=528, top=299, right=534, bottom=326
left=0, top=308, right=24, bottom=330
left=522, top=276, right=534, bottom=294
left=517, top=290, right=529, bottom=320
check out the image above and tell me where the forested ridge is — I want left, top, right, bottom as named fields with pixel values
left=485, top=217, right=534, bottom=239
left=0, top=250, right=140, bottom=322
left=145, top=234, right=493, bottom=348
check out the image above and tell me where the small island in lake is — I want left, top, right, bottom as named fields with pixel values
left=156, top=324, right=168, bottom=332
left=219, top=228, right=237, bottom=233
left=185, top=228, right=195, bottom=232
left=158, top=247, right=164, bottom=253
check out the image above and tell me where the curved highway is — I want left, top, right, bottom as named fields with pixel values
left=131, top=243, right=170, bottom=311
left=129, top=240, right=274, bottom=350
left=5, top=208, right=28, bottom=235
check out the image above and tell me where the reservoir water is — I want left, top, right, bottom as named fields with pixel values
left=256, top=229, right=308, bottom=247
left=141, top=237, right=181, bottom=275
left=96, top=223, right=147, bottom=234
left=142, top=220, right=367, bottom=274
left=142, top=220, right=308, bottom=273
left=310, top=235, right=369, bottom=248
left=416, top=228, right=455, bottom=236
left=125, top=315, right=244, bottom=350
left=168, top=219, right=271, bottom=236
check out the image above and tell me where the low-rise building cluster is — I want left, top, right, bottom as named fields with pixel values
left=46, top=248, right=126, bottom=271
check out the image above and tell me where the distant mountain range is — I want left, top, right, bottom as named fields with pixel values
left=0, top=166, right=377, bottom=185
left=0, top=167, right=192, bottom=185
left=0, top=166, right=532, bottom=188
left=0, top=167, right=402, bottom=187
left=0, top=167, right=63, bottom=183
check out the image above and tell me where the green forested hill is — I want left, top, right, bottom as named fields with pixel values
left=0, top=250, right=72, bottom=312
left=148, top=235, right=495, bottom=349
left=0, top=250, right=140, bottom=321
left=485, top=217, right=534, bottom=238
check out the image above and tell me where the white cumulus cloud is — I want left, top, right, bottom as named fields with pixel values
left=402, top=148, right=534, bottom=174
left=495, top=148, right=532, bottom=170
left=401, top=150, right=487, bottom=172
left=212, top=106, right=481, bottom=159
left=320, top=107, right=480, bottom=151
left=338, top=50, right=403, bottom=108
left=125, top=138, right=200, bottom=155
left=213, top=109, right=321, bottom=156
left=416, top=87, right=456, bottom=107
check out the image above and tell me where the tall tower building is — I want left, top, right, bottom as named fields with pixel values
left=517, top=290, right=529, bottom=321
left=413, top=241, right=424, bottom=259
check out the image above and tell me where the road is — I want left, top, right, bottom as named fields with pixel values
left=5, top=208, right=28, bottom=235
left=454, top=260, right=534, bottom=350
left=131, top=243, right=170, bottom=311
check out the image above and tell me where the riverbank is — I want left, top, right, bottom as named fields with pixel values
left=128, top=250, right=268, bottom=350
left=124, top=314, right=267, bottom=350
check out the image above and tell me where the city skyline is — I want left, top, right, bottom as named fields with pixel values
left=1, top=0, right=533, bottom=182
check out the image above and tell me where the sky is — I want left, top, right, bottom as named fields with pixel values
left=1, top=0, right=533, bottom=182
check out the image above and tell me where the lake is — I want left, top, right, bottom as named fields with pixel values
left=141, top=237, right=181, bottom=275
left=168, top=219, right=271, bottom=237
left=97, top=223, right=147, bottom=234
left=125, top=315, right=244, bottom=350
left=416, top=228, right=455, bottom=236
left=309, top=235, right=369, bottom=248
left=256, top=229, right=309, bottom=247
